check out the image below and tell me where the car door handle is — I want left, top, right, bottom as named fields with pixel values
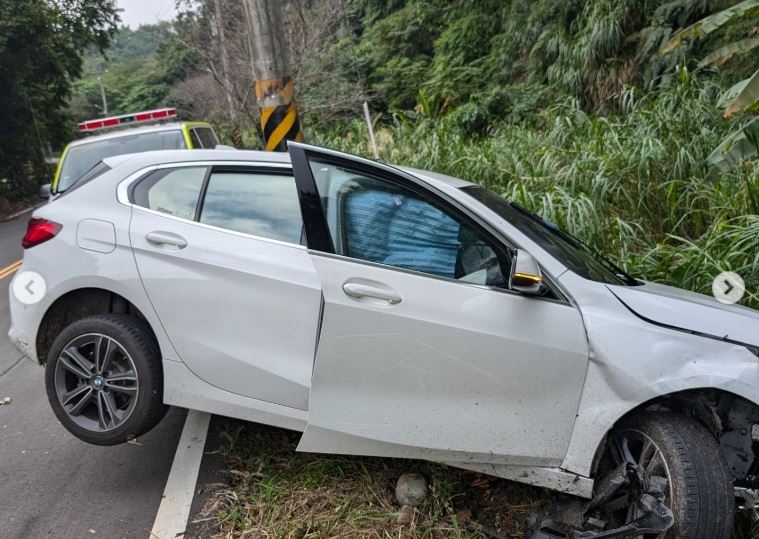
left=342, top=282, right=402, bottom=304
left=145, top=231, right=188, bottom=249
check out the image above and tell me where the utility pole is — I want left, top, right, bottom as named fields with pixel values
left=243, top=0, right=303, bottom=151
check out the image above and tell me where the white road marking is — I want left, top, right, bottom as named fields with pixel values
left=150, top=410, right=211, bottom=539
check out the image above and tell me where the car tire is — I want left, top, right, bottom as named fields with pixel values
left=45, top=314, right=168, bottom=445
left=605, top=412, right=735, bottom=538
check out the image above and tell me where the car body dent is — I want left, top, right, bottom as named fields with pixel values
left=560, top=270, right=759, bottom=477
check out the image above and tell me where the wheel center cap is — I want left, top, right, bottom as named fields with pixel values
left=92, top=376, right=104, bottom=389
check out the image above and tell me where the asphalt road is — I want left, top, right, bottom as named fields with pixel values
left=0, top=208, right=190, bottom=539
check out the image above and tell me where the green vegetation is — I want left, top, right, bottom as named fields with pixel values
left=0, top=0, right=118, bottom=207
left=68, top=21, right=198, bottom=123
left=201, top=420, right=547, bottom=538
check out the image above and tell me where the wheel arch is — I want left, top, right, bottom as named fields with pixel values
left=587, top=387, right=759, bottom=486
left=36, top=287, right=162, bottom=365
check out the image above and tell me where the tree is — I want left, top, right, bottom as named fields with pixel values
left=0, top=0, right=118, bottom=198
left=660, top=0, right=759, bottom=173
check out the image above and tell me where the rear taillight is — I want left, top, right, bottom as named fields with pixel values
left=22, top=218, right=62, bottom=249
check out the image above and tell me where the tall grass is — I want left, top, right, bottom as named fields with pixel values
left=314, top=72, right=759, bottom=308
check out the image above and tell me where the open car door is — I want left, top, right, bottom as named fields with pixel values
left=290, top=143, right=589, bottom=467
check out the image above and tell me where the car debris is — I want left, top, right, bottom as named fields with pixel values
left=0, top=397, right=11, bottom=406
left=736, top=487, right=759, bottom=521
left=528, top=440, right=673, bottom=538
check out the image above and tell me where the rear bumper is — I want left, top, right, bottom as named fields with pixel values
left=7, top=272, right=40, bottom=364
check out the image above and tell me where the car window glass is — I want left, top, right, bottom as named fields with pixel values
left=189, top=128, right=203, bottom=148
left=57, top=130, right=186, bottom=191
left=463, top=186, right=627, bottom=285
left=195, top=127, right=218, bottom=149
left=199, top=171, right=303, bottom=244
left=133, top=167, right=206, bottom=220
left=309, top=161, right=506, bottom=286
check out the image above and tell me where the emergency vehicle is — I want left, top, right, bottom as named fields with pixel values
left=49, top=108, right=219, bottom=194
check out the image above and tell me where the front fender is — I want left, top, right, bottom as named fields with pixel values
left=561, top=308, right=759, bottom=477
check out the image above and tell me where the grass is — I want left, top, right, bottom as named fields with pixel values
left=202, top=420, right=549, bottom=538
left=203, top=420, right=757, bottom=538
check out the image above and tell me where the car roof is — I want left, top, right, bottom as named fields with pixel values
left=399, top=167, right=474, bottom=188
left=102, top=149, right=290, bottom=169
left=102, top=148, right=474, bottom=189
left=67, top=122, right=207, bottom=148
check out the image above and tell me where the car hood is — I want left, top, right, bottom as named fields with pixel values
left=607, top=281, right=759, bottom=348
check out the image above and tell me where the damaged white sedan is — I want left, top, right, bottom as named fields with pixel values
left=9, top=143, right=759, bottom=538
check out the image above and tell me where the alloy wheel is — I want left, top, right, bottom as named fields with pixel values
left=53, top=333, right=139, bottom=432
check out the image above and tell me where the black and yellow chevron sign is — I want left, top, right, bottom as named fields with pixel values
left=256, top=77, right=304, bottom=151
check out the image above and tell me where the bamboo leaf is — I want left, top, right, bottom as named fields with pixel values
left=707, top=117, right=759, bottom=174
left=660, top=0, right=759, bottom=53
left=724, top=68, right=759, bottom=118
left=718, top=78, right=750, bottom=109
left=698, top=36, right=759, bottom=67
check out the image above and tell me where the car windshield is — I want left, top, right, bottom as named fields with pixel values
left=462, top=185, right=638, bottom=285
left=57, top=129, right=186, bottom=191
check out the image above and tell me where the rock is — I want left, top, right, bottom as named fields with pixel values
left=395, top=473, right=427, bottom=507
left=397, top=504, right=415, bottom=525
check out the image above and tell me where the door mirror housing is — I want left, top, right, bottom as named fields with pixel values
left=510, top=249, right=544, bottom=295
left=38, top=183, right=51, bottom=199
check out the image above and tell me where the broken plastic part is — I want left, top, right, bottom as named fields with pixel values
left=528, top=441, right=674, bottom=539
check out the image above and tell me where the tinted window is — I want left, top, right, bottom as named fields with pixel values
left=199, top=171, right=303, bottom=243
left=195, top=127, right=219, bottom=149
left=58, top=130, right=186, bottom=191
left=133, top=167, right=206, bottom=220
left=188, top=129, right=202, bottom=149
left=310, top=161, right=506, bottom=286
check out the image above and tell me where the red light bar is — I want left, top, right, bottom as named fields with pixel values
left=78, top=108, right=177, bottom=132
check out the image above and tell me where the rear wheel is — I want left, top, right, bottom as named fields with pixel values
left=45, top=314, right=167, bottom=445
left=595, top=412, right=735, bottom=538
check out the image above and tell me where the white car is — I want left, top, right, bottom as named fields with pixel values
left=9, top=143, right=759, bottom=538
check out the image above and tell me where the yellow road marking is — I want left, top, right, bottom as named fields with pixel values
left=0, top=260, right=22, bottom=280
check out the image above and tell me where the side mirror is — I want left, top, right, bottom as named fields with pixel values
left=38, top=183, right=51, bottom=199
left=510, top=249, right=544, bottom=295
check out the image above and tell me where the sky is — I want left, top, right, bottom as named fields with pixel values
left=117, top=0, right=178, bottom=29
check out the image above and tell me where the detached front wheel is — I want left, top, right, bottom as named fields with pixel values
left=45, top=314, right=167, bottom=445
left=595, top=412, right=735, bottom=538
